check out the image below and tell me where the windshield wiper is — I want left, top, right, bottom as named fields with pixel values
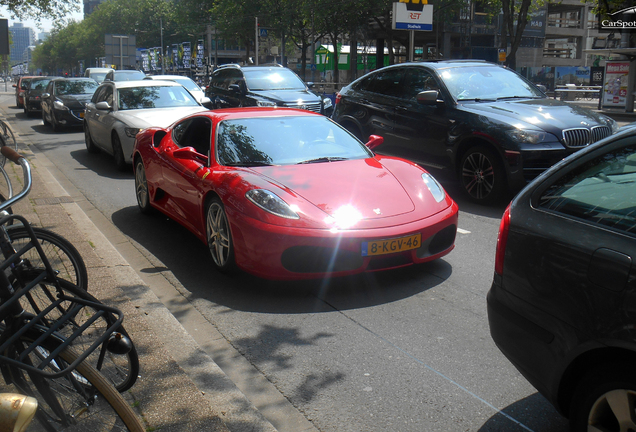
left=496, top=96, right=541, bottom=100
left=298, top=157, right=348, bottom=164
left=224, top=161, right=274, bottom=167
left=459, top=98, right=496, bottom=102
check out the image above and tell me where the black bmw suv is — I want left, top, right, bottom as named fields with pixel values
left=205, top=64, right=333, bottom=116
left=332, top=60, right=619, bottom=204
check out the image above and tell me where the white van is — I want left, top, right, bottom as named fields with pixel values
left=84, top=67, right=114, bottom=83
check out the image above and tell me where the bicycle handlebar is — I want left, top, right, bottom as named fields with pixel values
left=0, top=146, right=31, bottom=213
left=1, top=146, right=21, bottom=164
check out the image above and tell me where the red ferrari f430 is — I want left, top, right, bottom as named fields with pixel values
left=132, top=108, right=458, bottom=280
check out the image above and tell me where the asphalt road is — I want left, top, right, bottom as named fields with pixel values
left=0, top=95, right=574, bottom=432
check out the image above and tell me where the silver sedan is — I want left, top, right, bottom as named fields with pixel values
left=84, top=80, right=208, bottom=170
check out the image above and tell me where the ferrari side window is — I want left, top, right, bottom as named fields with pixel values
left=172, top=119, right=192, bottom=146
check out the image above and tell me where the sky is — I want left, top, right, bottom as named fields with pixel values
left=0, top=4, right=84, bottom=35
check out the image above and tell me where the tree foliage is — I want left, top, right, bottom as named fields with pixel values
left=2, top=0, right=78, bottom=24
left=31, top=0, right=553, bottom=76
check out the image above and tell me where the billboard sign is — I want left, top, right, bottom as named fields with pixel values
left=392, top=3, right=433, bottom=31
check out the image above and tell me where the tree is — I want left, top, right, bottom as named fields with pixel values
left=499, top=0, right=533, bottom=69
left=211, top=0, right=264, bottom=62
left=2, top=0, right=78, bottom=24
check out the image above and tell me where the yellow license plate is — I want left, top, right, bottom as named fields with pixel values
left=362, top=233, right=421, bottom=257
left=80, top=112, right=84, bottom=118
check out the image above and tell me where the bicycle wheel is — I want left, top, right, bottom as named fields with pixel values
left=6, top=226, right=88, bottom=290
left=13, top=277, right=139, bottom=393
left=0, top=120, right=17, bottom=168
left=6, top=332, right=144, bottom=431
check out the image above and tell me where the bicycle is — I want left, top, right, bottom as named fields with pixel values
left=0, top=146, right=144, bottom=431
left=0, top=146, right=139, bottom=393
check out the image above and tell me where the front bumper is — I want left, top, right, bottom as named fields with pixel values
left=52, top=108, right=85, bottom=127
left=227, top=201, right=459, bottom=280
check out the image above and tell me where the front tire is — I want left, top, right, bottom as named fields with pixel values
left=569, top=364, right=636, bottom=432
left=206, top=197, right=236, bottom=273
left=112, top=134, right=127, bottom=171
left=50, top=112, right=59, bottom=132
left=85, top=122, right=100, bottom=153
left=459, top=145, right=506, bottom=204
left=134, top=158, right=153, bottom=214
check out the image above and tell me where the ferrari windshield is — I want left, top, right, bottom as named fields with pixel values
left=243, top=68, right=307, bottom=91
left=117, top=85, right=199, bottom=110
left=440, top=65, right=544, bottom=101
left=216, top=115, right=373, bottom=166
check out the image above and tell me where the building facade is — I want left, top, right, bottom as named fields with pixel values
left=9, top=23, right=35, bottom=66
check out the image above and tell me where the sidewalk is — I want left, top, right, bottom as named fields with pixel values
left=0, top=110, right=278, bottom=431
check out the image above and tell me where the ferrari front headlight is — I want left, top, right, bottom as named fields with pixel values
left=246, top=189, right=299, bottom=219
left=422, top=173, right=445, bottom=203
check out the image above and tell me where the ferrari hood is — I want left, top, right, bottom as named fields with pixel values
left=116, top=106, right=208, bottom=128
left=256, top=159, right=415, bottom=220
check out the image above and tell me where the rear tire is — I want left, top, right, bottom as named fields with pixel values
left=569, top=363, right=636, bottom=432
left=6, top=226, right=88, bottom=290
left=8, top=336, right=144, bottom=431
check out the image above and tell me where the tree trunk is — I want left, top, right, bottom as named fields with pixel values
left=331, top=32, right=340, bottom=89
left=350, top=30, right=358, bottom=81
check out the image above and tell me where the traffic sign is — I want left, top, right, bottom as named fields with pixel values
left=259, top=29, right=268, bottom=37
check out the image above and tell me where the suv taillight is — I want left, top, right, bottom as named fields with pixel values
left=494, top=204, right=511, bottom=276
left=335, top=92, right=342, bottom=105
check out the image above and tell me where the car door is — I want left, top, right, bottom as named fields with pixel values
left=157, top=117, right=212, bottom=235
left=42, top=81, right=54, bottom=121
left=209, top=69, right=236, bottom=109
left=93, top=85, right=115, bottom=149
left=389, top=67, right=452, bottom=171
left=348, top=68, right=404, bottom=148
left=509, top=135, right=636, bottom=338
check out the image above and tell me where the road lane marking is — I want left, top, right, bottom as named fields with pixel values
left=457, top=228, right=471, bottom=234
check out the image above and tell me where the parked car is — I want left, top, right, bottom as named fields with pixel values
left=13, top=76, right=34, bottom=108
left=84, top=67, right=114, bottom=83
left=133, top=108, right=458, bottom=279
left=84, top=80, right=208, bottom=170
left=42, top=77, right=99, bottom=131
left=205, top=64, right=333, bottom=116
left=487, top=126, right=636, bottom=431
left=332, top=60, right=619, bottom=204
left=23, top=76, right=61, bottom=116
left=104, top=69, right=146, bottom=82
left=144, top=75, right=210, bottom=107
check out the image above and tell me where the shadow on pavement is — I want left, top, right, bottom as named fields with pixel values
left=111, top=204, right=454, bottom=314
left=478, top=392, right=569, bottom=432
